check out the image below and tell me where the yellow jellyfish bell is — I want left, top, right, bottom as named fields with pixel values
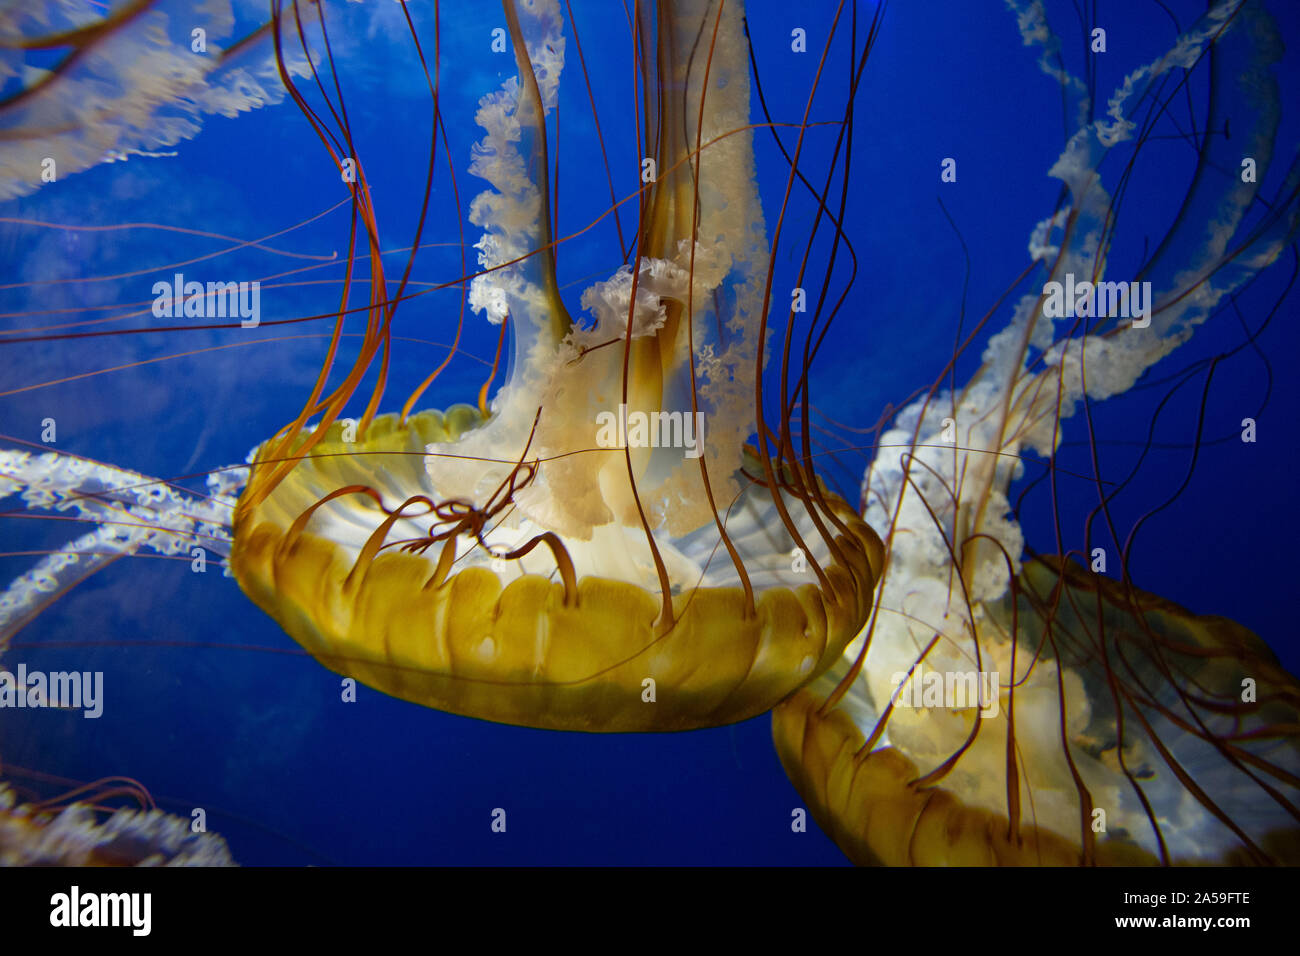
left=774, top=558, right=1300, bottom=866
left=230, top=0, right=883, bottom=732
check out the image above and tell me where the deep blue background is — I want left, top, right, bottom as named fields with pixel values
left=0, top=0, right=1297, bottom=864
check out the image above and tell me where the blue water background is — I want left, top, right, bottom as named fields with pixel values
left=0, top=0, right=1297, bottom=864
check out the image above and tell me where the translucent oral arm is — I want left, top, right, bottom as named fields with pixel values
left=0, top=448, right=245, bottom=644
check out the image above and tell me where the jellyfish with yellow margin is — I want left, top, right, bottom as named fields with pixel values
left=771, top=0, right=1300, bottom=865
left=228, top=0, right=883, bottom=732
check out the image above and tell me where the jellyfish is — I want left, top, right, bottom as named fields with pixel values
left=0, top=0, right=315, bottom=202
left=0, top=781, right=233, bottom=865
left=771, top=0, right=1300, bottom=865
left=227, top=0, right=883, bottom=732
